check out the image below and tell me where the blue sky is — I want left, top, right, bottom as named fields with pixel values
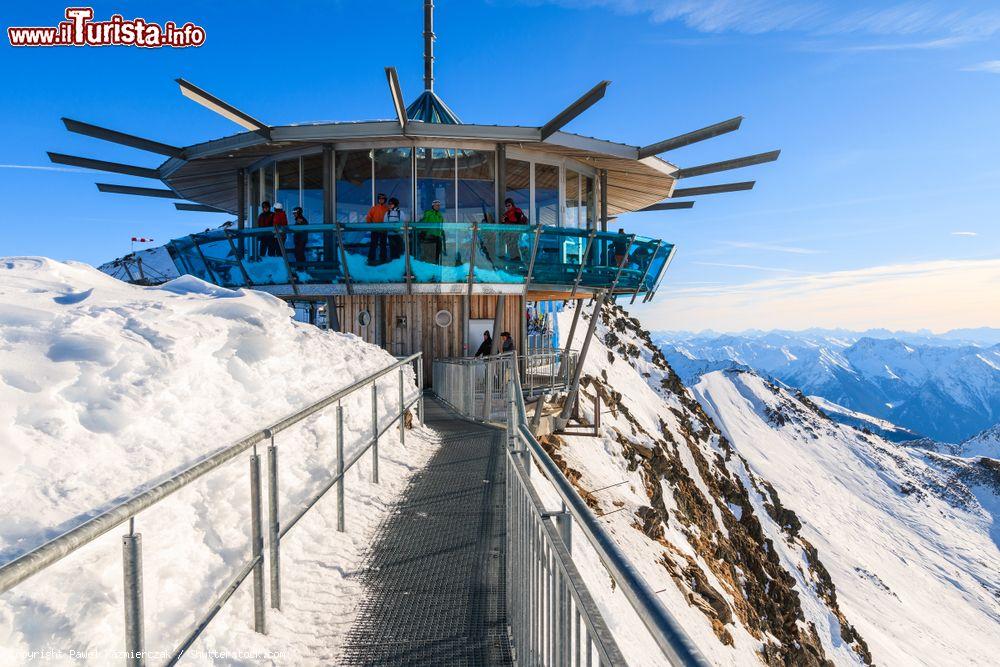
left=1, top=1, right=998, bottom=332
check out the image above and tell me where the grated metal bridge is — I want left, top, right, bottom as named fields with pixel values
left=341, top=398, right=513, bottom=665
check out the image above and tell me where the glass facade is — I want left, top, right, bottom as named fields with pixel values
left=218, top=145, right=667, bottom=293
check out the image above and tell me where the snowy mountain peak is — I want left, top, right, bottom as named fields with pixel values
left=962, top=423, right=1000, bottom=459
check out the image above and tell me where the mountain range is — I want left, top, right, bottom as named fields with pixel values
left=656, top=329, right=1000, bottom=443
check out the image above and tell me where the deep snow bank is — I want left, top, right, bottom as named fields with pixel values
left=0, top=257, right=429, bottom=664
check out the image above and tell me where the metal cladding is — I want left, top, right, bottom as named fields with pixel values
left=96, top=183, right=178, bottom=198
left=385, top=67, right=409, bottom=132
left=639, top=201, right=695, bottom=212
left=638, top=116, right=744, bottom=158
left=539, top=81, right=611, bottom=140
left=671, top=181, right=756, bottom=198
left=48, top=152, right=159, bottom=179
left=673, top=149, right=781, bottom=179
left=176, top=78, right=271, bottom=139
left=62, top=118, right=182, bottom=157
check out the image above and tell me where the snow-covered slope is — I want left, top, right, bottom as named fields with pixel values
left=0, top=257, right=430, bottom=663
left=806, top=395, right=921, bottom=442
left=693, top=369, right=1000, bottom=666
left=658, top=330, right=1000, bottom=442
left=551, top=304, right=873, bottom=665
left=962, top=423, right=1000, bottom=459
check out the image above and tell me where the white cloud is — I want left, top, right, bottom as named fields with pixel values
left=723, top=241, right=822, bottom=254
left=636, top=259, right=1000, bottom=332
left=951, top=231, right=978, bottom=236
left=0, top=164, right=89, bottom=173
left=692, top=261, right=809, bottom=273
left=962, top=60, right=1000, bottom=73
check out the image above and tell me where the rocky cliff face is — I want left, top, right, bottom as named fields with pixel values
left=551, top=303, right=874, bottom=665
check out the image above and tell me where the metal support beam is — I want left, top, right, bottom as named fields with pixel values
left=599, top=169, right=608, bottom=232
left=671, top=181, right=755, bottom=198
left=49, top=152, right=159, bottom=179
left=62, top=118, right=182, bottom=157
left=557, top=300, right=582, bottom=380
left=569, top=231, right=596, bottom=300
left=174, top=202, right=227, bottom=213
left=491, top=294, right=506, bottom=355
left=96, top=183, right=177, bottom=198
left=539, top=81, right=610, bottom=140
left=674, top=150, right=780, bottom=179
left=249, top=452, right=266, bottom=634
left=637, top=201, right=695, bottom=212
left=236, top=169, right=247, bottom=230
left=521, top=224, right=544, bottom=294
left=384, top=67, right=408, bottom=132
left=558, top=292, right=606, bottom=423
left=176, top=78, right=271, bottom=139
left=637, top=116, right=743, bottom=158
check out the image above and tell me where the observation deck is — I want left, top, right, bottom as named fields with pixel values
left=167, top=222, right=673, bottom=299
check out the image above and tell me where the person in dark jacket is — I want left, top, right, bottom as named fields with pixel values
left=474, top=330, right=493, bottom=357
left=500, top=331, right=514, bottom=353
left=612, top=228, right=629, bottom=266
left=256, top=201, right=275, bottom=258
left=292, top=207, right=308, bottom=263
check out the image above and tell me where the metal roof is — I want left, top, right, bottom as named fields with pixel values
left=406, top=90, right=461, bottom=124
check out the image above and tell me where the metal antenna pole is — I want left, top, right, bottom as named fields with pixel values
left=423, top=0, right=435, bottom=91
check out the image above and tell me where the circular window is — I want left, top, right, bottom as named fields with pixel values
left=358, top=309, right=372, bottom=327
left=435, top=309, right=453, bottom=328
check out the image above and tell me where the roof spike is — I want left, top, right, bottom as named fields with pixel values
left=423, top=0, right=435, bottom=91
left=539, top=81, right=611, bottom=140
left=638, top=116, right=743, bottom=159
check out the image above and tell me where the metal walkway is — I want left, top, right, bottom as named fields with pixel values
left=341, top=398, right=513, bottom=665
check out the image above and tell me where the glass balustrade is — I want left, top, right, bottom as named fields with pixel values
left=167, top=223, right=670, bottom=295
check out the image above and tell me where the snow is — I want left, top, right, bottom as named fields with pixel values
left=693, top=370, right=1000, bottom=666
left=962, top=424, right=1000, bottom=459
left=0, top=257, right=434, bottom=664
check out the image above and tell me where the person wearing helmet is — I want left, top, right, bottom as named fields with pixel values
left=419, top=199, right=445, bottom=263
left=292, top=206, right=308, bottom=263
left=256, top=200, right=277, bottom=258
left=367, top=193, right=390, bottom=264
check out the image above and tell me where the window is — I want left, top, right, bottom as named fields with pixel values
left=416, top=148, right=455, bottom=222
left=582, top=175, right=595, bottom=229
left=335, top=150, right=373, bottom=222
left=276, top=159, right=299, bottom=214
left=249, top=169, right=261, bottom=225
left=565, top=170, right=580, bottom=228
left=374, top=148, right=413, bottom=221
left=302, top=154, right=324, bottom=224
left=504, top=157, right=530, bottom=222
left=457, top=149, right=495, bottom=223
left=534, top=163, right=559, bottom=227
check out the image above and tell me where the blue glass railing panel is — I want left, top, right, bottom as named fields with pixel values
left=341, top=223, right=406, bottom=283
left=408, top=223, right=474, bottom=283
left=644, top=242, right=674, bottom=293
left=282, top=225, right=345, bottom=284
left=169, top=236, right=213, bottom=283
left=530, top=227, right=591, bottom=286
left=473, top=223, right=532, bottom=283
left=237, top=227, right=294, bottom=285
left=193, top=230, right=248, bottom=288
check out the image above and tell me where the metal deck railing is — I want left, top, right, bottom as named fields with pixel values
left=436, top=353, right=710, bottom=666
left=0, top=353, right=424, bottom=666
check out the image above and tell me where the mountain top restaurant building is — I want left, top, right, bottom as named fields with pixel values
left=49, top=1, right=778, bottom=386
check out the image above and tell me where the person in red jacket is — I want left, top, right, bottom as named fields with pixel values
left=256, top=200, right=276, bottom=258
left=500, top=198, right=526, bottom=261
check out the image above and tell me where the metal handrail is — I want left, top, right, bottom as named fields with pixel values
left=0, top=352, right=424, bottom=664
left=506, top=356, right=710, bottom=666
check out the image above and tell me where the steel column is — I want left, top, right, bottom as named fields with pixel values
left=249, top=453, right=266, bottom=633
left=371, top=383, right=379, bottom=484
left=398, top=368, right=406, bottom=446
left=559, top=292, right=606, bottom=422
left=122, top=525, right=145, bottom=667
left=337, top=403, right=345, bottom=532
left=267, top=440, right=280, bottom=610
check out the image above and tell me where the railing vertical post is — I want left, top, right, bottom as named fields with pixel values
left=266, top=436, right=281, bottom=610
left=398, top=368, right=406, bottom=446
left=593, top=392, right=601, bottom=436
left=371, top=383, right=379, bottom=484
left=337, top=402, right=346, bottom=532
left=416, top=355, right=424, bottom=423
left=249, top=451, right=266, bottom=634
left=122, top=520, right=144, bottom=667
left=507, top=377, right=516, bottom=449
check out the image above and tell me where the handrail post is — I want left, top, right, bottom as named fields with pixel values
left=337, top=403, right=346, bottom=532
left=122, top=520, right=145, bottom=667
left=416, top=354, right=424, bottom=423
left=398, top=368, right=406, bottom=446
left=371, top=383, right=380, bottom=484
left=266, top=434, right=281, bottom=610
left=507, top=376, right=516, bottom=449
left=249, top=451, right=266, bottom=634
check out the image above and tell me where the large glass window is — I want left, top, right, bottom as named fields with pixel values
left=264, top=165, right=275, bottom=207
left=565, top=170, right=580, bottom=228
left=457, top=149, right=495, bottom=224
left=336, top=150, right=373, bottom=222
left=416, top=148, right=455, bottom=222
left=249, top=169, right=261, bottom=225
left=504, top=157, right=530, bottom=222
left=302, top=154, right=324, bottom=224
left=582, top=175, right=595, bottom=229
left=534, top=163, right=559, bottom=227
left=276, top=159, right=299, bottom=214
left=374, top=148, right=413, bottom=221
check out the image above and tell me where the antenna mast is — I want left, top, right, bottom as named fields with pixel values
left=423, top=0, right=435, bottom=91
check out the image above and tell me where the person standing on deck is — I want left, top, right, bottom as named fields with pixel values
left=367, top=193, right=390, bottom=264
left=500, top=198, right=526, bottom=261
left=474, top=330, right=493, bottom=357
left=500, top=331, right=514, bottom=353
left=385, top=197, right=404, bottom=260
left=292, top=206, right=308, bottom=263
left=612, top=228, right=629, bottom=266
left=420, top=199, right=446, bottom=263
left=268, top=202, right=289, bottom=258
left=256, top=201, right=277, bottom=258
